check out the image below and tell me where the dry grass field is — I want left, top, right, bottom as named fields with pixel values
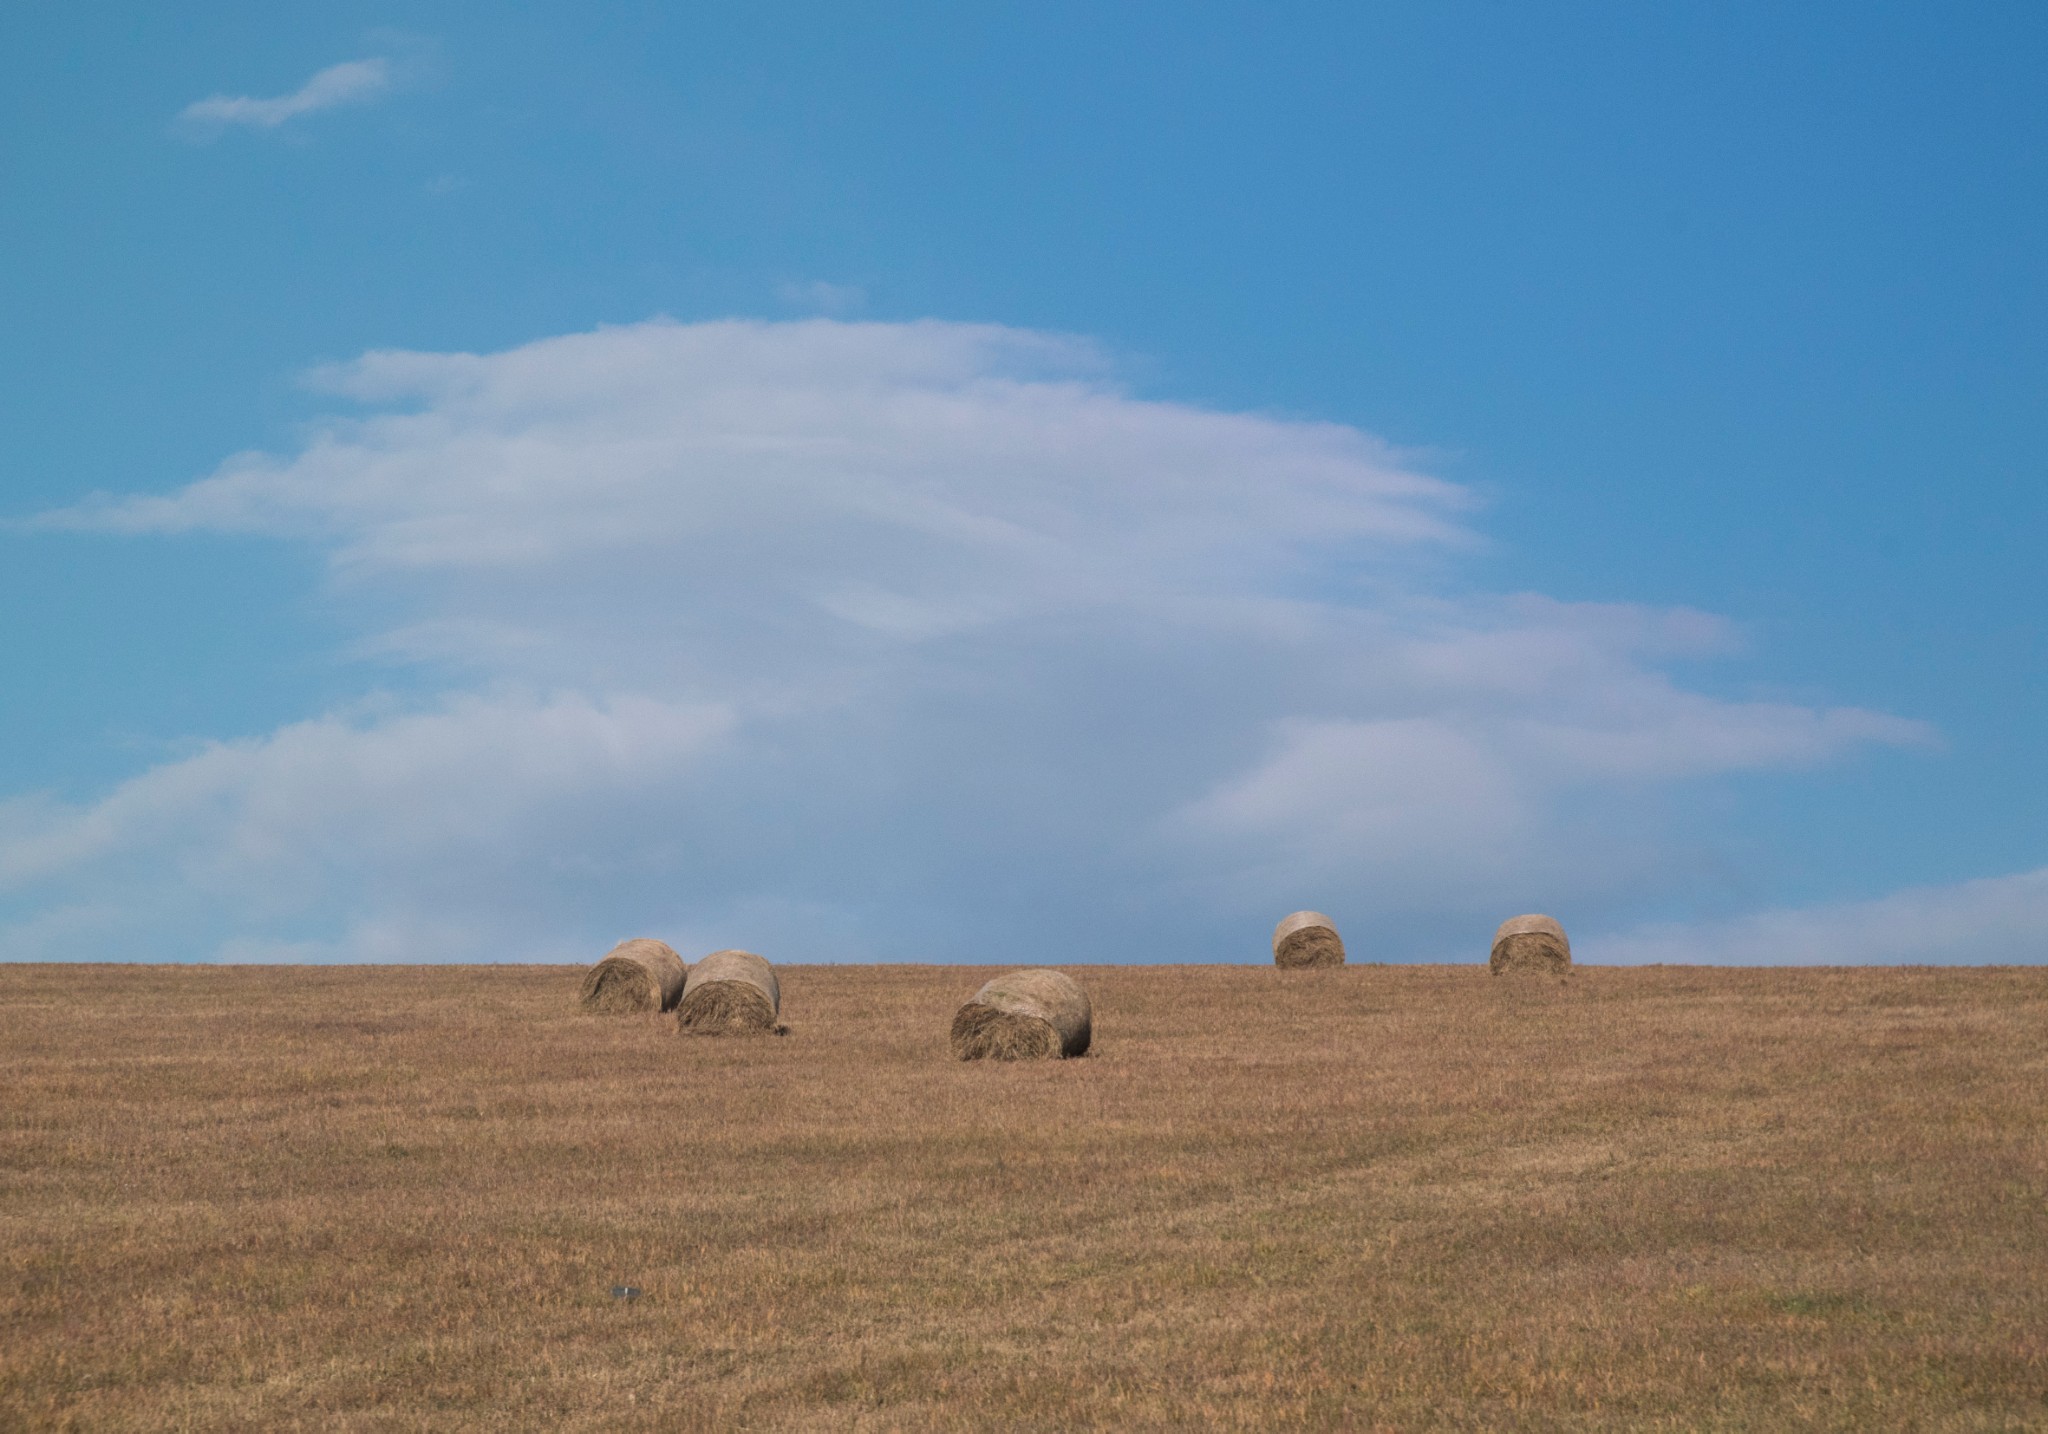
left=3, top=962, right=2046, bottom=1431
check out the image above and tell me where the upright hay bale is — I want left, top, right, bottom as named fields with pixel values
left=578, top=938, right=687, bottom=1013
left=1273, top=910, right=1345, bottom=968
left=676, top=949, right=780, bottom=1034
left=1490, top=914, right=1572, bottom=975
left=950, top=969, right=1092, bottom=1061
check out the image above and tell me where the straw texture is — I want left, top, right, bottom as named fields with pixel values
left=1490, top=915, right=1572, bottom=975
left=950, top=968, right=1092, bottom=1060
left=578, top=939, right=687, bottom=1013
left=1272, top=911, right=1346, bottom=968
left=677, top=949, right=781, bottom=1034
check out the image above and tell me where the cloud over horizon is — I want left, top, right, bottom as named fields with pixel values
left=4, top=319, right=1942, bottom=963
left=1586, top=865, right=2048, bottom=965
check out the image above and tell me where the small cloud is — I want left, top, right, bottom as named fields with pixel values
left=776, top=280, right=867, bottom=316
left=178, top=57, right=393, bottom=135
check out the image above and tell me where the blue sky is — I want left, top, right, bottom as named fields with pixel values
left=3, top=2, right=2044, bottom=963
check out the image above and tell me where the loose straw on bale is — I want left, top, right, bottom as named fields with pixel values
left=578, top=938, right=687, bottom=1013
left=676, top=949, right=781, bottom=1034
left=950, top=969, right=1092, bottom=1061
left=1490, top=914, right=1572, bottom=975
left=1272, top=910, right=1345, bottom=968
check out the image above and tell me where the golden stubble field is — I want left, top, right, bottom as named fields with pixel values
left=3, top=962, right=2045, bottom=1431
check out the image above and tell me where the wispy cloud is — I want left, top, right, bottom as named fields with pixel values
left=777, top=280, right=868, bottom=316
left=6, top=319, right=1936, bottom=963
left=1584, top=866, right=2048, bottom=965
left=178, top=58, right=393, bottom=133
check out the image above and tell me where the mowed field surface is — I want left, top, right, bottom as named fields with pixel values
left=3, top=964, right=2046, bottom=1431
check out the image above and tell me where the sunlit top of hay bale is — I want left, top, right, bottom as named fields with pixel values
left=1272, top=910, right=1345, bottom=968
left=1490, top=915, right=1572, bottom=975
left=677, top=949, right=781, bottom=1034
left=950, top=968, right=1092, bottom=1061
left=578, top=938, right=687, bottom=1013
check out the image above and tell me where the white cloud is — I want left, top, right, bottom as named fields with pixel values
left=6, top=319, right=1939, bottom=962
left=53, top=320, right=1468, bottom=579
left=1167, top=611, right=1932, bottom=910
left=179, top=58, right=393, bottom=132
left=0, top=693, right=733, bottom=961
left=1585, top=866, right=2048, bottom=965
left=1176, top=717, right=1531, bottom=900
left=0, top=691, right=732, bottom=887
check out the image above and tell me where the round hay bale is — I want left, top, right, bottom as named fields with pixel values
left=1489, top=914, right=1572, bottom=975
left=676, top=949, right=780, bottom=1034
left=1272, top=910, right=1345, bottom=968
left=578, top=938, right=687, bottom=1013
left=950, top=968, right=1091, bottom=1061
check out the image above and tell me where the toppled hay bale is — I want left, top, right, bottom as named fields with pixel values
left=1273, top=910, right=1345, bottom=968
left=1490, top=914, right=1572, bottom=975
left=950, top=969, right=1092, bottom=1061
left=578, top=938, right=687, bottom=1013
left=677, top=949, right=781, bottom=1034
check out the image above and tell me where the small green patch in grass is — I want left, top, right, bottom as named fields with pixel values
left=1769, top=1291, right=1867, bottom=1318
